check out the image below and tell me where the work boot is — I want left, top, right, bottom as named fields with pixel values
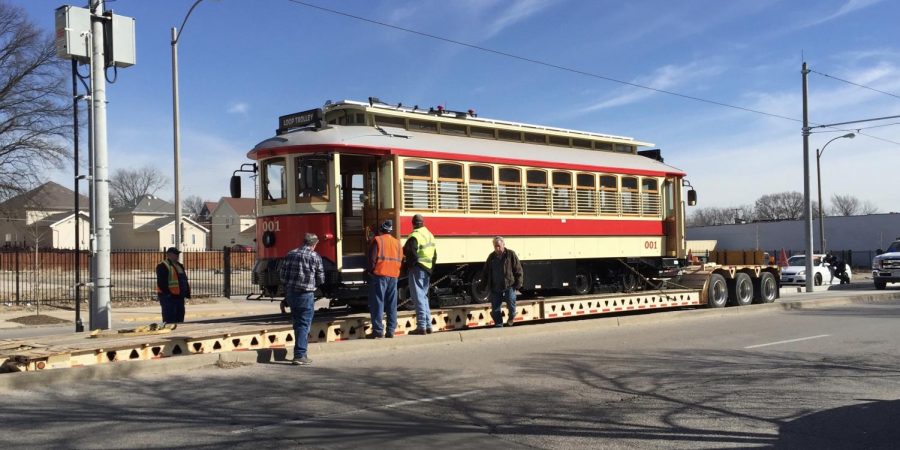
left=408, top=328, right=427, bottom=335
left=365, top=333, right=383, bottom=339
left=291, top=356, right=311, bottom=366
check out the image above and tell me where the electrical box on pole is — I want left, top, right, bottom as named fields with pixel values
left=55, top=5, right=91, bottom=62
left=106, top=12, right=136, bottom=68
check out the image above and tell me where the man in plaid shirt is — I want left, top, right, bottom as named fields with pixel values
left=279, top=233, right=325, bottom=366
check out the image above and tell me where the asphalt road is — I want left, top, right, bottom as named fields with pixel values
left=1, top=296, right=899, bottom=449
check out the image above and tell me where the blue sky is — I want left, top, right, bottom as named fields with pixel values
left=15, top=0, right=900, bottom=213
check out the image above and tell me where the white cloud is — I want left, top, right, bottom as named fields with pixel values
left=227, top=102, right=249, bottom=115
left=575, top=62, right=725, bottom=114
left=482, top=0, right=558, bottom=39
left=800, top=0, right=883, bottom=29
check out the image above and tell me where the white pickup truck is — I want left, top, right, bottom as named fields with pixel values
left=872, top=240, right=900, bottom=289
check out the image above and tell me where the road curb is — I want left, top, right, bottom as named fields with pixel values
left=3, top=291, right=899, bottom=391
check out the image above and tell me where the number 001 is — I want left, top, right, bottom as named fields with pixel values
left=644, top=240, right=657, bottom=249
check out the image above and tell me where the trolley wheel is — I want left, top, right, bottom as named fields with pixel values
left=572, top=270, right=593, bottom=295
left=706, top=273, right=728, bottom=308
left=729, top=273, right=754, bottom=306
left=753, top=272, right=778, bottom=303
left=398, top=284, right=416, bottom=311
left=468, top=270, right=490, bottom=304
left=620, top=270, right=640, bottom=293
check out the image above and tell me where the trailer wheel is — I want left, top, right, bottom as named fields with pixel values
left=729, top=273, right=754, bottom=306
left=707, top=273, right=728, bottom=308
left=753, top=272, right=778, bottom=303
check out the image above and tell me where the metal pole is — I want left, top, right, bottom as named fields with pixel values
left=802, top=62, right=814, bottom=292
left=816, top=149, right=824, bottom=253
left=171, top=27, right=182, bottom=251
left=90, top=0, right=111, bottom=329
left=71, top=59, right=84, bottom=332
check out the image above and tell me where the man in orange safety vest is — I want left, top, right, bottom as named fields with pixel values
left=366, top=220, right=402, bottom=339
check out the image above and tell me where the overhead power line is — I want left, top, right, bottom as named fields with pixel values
left=286, top=0, right=800, bottom=122
left=286, top=1, right=900, bottom=146
left=810, top=69, right=900, bottom=101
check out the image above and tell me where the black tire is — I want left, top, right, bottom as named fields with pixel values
left=398, top=285, right=416, bottom=311
left=468, top=270, right=490, bottom=303
left=753, top=272, right=778, bottom=303
left=814, top=273, right=823, bottom=286
left=621, top=270, right=639, bottom=293
left=706, top=273, right=728, bottom=308
left=729, top=273, right=754, bottom=306
left=875, top=280, right=887, bottom=290
left=572, top=270, right=593, bottom=295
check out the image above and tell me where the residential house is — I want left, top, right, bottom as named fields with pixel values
left=0, top=182, right=90, bottom=249
left=210, top=197, right=256, bottom=249
left=196, top=201, right=217, bottom=247
left=110, top=195, right=209, bottom=250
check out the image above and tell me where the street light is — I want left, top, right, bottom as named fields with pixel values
left=816, top=132, right=855, bottom=252
left=171, top=0, right=204, bottom=251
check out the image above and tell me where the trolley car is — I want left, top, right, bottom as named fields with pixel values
left=230, top=98, right=697, bottom=308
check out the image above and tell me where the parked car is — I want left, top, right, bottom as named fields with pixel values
left=872, top=239, right=900, bottom=290
left=780, top=254, right=852, bottom=286
left=231, top=244, right=255, bottom=253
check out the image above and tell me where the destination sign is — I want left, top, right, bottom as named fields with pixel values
left=278, top=108, right=323, bottom=134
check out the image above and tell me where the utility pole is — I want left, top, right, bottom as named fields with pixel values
left=89, top=0, right=111, bottom=329
left=801, top=62, right=814, bottom=293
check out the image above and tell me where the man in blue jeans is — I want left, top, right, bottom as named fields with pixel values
left=480, top=236, right=524, bottom=327
left=404, top=214, right=437, bottom=334
left=278, top=233, right=324, bottom=366
left=366, top=220, right=402, bottom=339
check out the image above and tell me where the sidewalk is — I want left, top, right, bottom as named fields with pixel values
left=0, top=297, right=290, bottom=330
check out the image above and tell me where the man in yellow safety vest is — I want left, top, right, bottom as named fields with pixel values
left=404, top=214, right=436, bottom=335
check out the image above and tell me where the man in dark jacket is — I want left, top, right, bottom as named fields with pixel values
left=156, top=247, right=191, bottom=324
left=481, top=236, right=524, bottom=327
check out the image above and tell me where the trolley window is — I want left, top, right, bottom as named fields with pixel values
left=498, top=167, right=523, bottom=212
left=576, top=173, right=597, bottom=214
left=526, top=169, right=549, bottom=213
left=261, top=158, right=287, bottom=205
left=551, top=171, right=573, bottom=214
left=641, top=177, right=660, bottom=216
left=469, top=165, right=495, bottom=211
left=437, top=162, right=464, bottom=211
left=599, top=174, right=618, bottom=214
left=295, top=156, right=329, bottom=203
left=621, top=176, right=639, bottom=215
left=402, top=159, right=433, bottom=210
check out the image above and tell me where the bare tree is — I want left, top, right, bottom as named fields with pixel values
left=829, top=194, right=856, bottom=216
left=0, top=2, right=71, bottom=201
left=109, top=165, right=169, bottom=208
left=860, top=200, right=879, bottom=215
left=182, top=195, right=205, bottom=219
left=687, top=205, right=754, bottom=226
left=754, top=191, right=806, bottom=221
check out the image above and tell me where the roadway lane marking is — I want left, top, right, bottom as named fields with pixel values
left=744, top=334, right=830, bottom=349
left=231, top=389, right=483, bottom=435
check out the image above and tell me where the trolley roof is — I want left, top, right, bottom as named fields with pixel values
left=250, top=100, right=685, bottom=176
